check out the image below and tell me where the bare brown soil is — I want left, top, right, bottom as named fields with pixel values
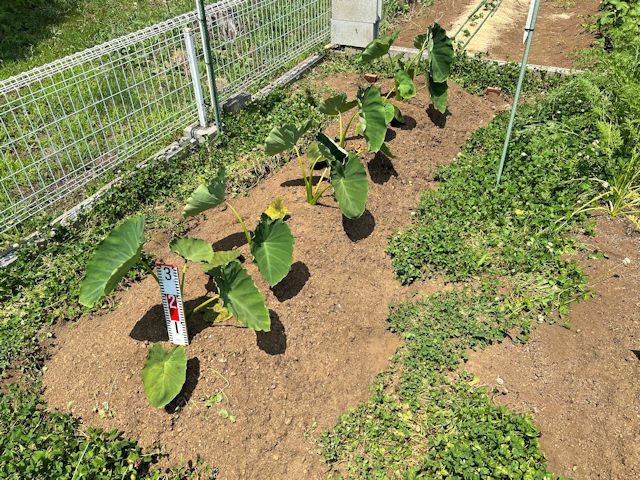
left=464, top=215, right=640, bottom=480
left=42, top=76, right=500, bottom=479
left=396, top=0, right=601, bottom=69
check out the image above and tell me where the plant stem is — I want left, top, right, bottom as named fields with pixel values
left=180, top=263, right=187, bottom=294
left=342, top=111, right=359, bottom=147
left=143, top=262, right=160, bottom=284
left=295, top=145, right=314, bottom=203
left=225, top=202, right=252, bottom=245
left=186, top=294, right=220, bottom=321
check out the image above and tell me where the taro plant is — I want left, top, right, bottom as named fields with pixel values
left=358, top=23, right=454, bottom=113
left=79, top=169, right=294, bottom=408
left=317, top=85, right=390, bottom=153
left=265, top=122, right=369, bottom=219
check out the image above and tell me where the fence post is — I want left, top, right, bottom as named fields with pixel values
left=196, top=0, right=224, bottom=132
left=184, top=27, right=208, bottom=128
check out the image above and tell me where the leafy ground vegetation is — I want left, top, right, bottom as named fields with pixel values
left=320, top=13, right=640, bottom=480
left=2, top=1, right=639, bottom=478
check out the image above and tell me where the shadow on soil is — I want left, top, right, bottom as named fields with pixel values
left=166, top=357, right=200, bottom=414
left=271, top=261, right=310, bottom=302
left=427, top=105, right=450, bottom=128
left=397, top=115, right=417, bottom=131
left=368, top=151, right=398, bottom=184
left=342, top=209, right=375, bottom=242
left=281, top=175, right=324, bottom=187
left=213, top=232, right=248, bottom=251
left=256, top=310, right=286, bottom=355
left=130, top=296, right=214, bottom=343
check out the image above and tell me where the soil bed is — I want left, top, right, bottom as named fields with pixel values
left=396, top=0, right=601, bottom=68
left=464, top=215, right=640, bottom=480
left=42, top=76, right=500, bottom=478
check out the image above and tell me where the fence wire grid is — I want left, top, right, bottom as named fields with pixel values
left=0, top=0, right=331, bottom=235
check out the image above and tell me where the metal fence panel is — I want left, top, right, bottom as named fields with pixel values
left=0, top=0, right=331, bottom=234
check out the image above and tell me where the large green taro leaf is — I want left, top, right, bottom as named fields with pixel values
left=183, top=167, right=226, bottom=218
left=428, top=23, right=454, bottom=84
left=200, top=250, right=242, bottom=271
left=330, top=152, right=369, bottom=219
left=250, top=213, right=294, bottom=287
left=428, top=74, right=449, bottom=114
left=395, top=70, right=416, bottom=102
left=210, top=261, right=270, bottom=331
left=318, top=93, right=357, bottom=116
left=79, top=215, right=145, bottom=307
left=169, top=237, right=213, bottom=263
left=316, top=133, right=348, bottom=164
left=359, top=30, right=400, bottom=64
left=142, top=344, right=187, bottom=408
left=264, top=119, right=312, bottom=155
left=356, top=86, right=387, bottom=153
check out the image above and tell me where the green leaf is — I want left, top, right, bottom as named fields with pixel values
left=250, top=214, right=294, bottom=287
left=265, top=196, right=288, bottom=220
left=79, top=215, right=146, bottom=307
left=169, top=237, right=213, bottom=263
left=428, top=23, right=454, bottom=83
left=358, top=30, right=400, bottom=63
left=331, top=152, right=369, bottom=219
left=142, top=344, right=187, bottom=408
left=384, top=103, right=395, bottom=124
left=393, top=104, right=405, bottom=123
left=413, top=33, right=428, bottom=50
left=381, top=142, right=396, bottom=159
left=200, top=250, right=242, bottom=271
left=395, top=70, right=416, bottom=102
left=264, top=120, right=312, bottom=156
left=316, top=133, right=348, bottom=164
left=209, top=261, right=270, bottom=331
left=318, top=94, right=357, bottom=115
left=428, top=75, right=449, bottom=113
left=183, top=167, right=226, bottom=218
left=356, top=85, right=387, bottom=153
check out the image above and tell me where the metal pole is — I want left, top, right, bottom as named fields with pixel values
left=184, top=28, right=208, bottom=128
left=495, top=0, right=540, bottom=188
left=196, top=0, right=224, bottom=132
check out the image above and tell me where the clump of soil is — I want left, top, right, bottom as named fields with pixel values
left=42, top=77, right=500, bottom=479
left=396, top=0, right=601, bottom=69
left=464, top=215, right=640, bottom=480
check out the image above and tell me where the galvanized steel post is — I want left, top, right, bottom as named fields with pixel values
left=196, top=0, right=224, bottom=132
left=184, top=28, right=208, bottom=128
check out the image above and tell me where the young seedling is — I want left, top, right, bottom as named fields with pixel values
left=265, top=123, right=369, bottom=219
left=317, top=85, right=390, bottom=153
left=358, top=23, right=454, bottom=114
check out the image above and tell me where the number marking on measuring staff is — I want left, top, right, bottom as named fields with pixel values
left=156, top=264, right=189, bottom=346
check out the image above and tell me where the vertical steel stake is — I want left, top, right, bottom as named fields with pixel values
left=184, top=27, right=208, bottom=128
left=196, top=0, right=224, bottom=132
left=495, top=0, right=540, bottom=188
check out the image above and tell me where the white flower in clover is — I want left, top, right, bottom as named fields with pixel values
left=12, top=243, right=19, bottom=249
left=603, top=181, right=610, bottom=188
left=521, top=152, right=527, bottom=157
left=537, top=314, right=545, bottom=323
left=50, top=230, right=56, bottom=237
left=623, top=257, right=631, bottom=265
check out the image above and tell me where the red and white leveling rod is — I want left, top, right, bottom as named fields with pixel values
left=156, top=264, right=189, bottom=346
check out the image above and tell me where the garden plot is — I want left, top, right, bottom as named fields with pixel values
left=41, top=78, right=500, bottom=478
left=395, top=0, right=601, bottom=68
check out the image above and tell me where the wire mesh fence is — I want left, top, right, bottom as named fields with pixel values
left=0, top=0, right=331, bottom=235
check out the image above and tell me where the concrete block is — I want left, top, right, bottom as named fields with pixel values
left=331, top=19, right=379, bottom=48
left=222, top=91, right=252, bottom=113
left=332, top=0, right=380, bottom=22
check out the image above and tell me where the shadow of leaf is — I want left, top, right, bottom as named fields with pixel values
left=342, top=209, right=375, bottom=242
left=256, top=310, right=286, bottom=355
left=271, top=261, right=310, bottom=302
